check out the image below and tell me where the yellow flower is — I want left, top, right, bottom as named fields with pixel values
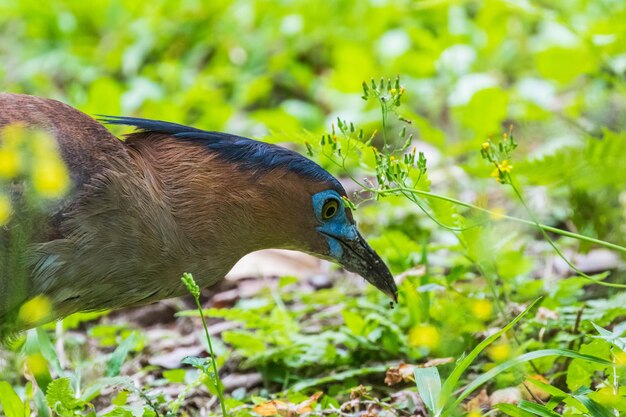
left=25, top=353, right=49, bottom=376
left=0, top=194, right=11, bottom=225
left=481, top=142, right=490, bottom=151
left=498, top=160, right=513, bottom=173
left=399, top=86, right=406, bottom=95
left=18, top=295, right=52, bottom=326
left=1, top=123, right=26, bottom=149
left=487, top=343, right=511, bottom=362
left=32, top=159, right=70, bottom=198
left=0, top=148, right=21, bottom=178
left=503, top=132, right=508, bottom=141
left=466, top=411, right=482, bottom=417
left=390, top=88, right=397, bottom=95
left=593, top=386, right=623, bottom=407
left=614, top=351, right=626, bottom=365
left=470, top=299, right=493, bottom=321
left=409, top=324, right=440, bottom=351
left=490, top=167, right=500, bottom=178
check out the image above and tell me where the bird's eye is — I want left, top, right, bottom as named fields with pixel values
left=322, top=199, right=339, bottom=220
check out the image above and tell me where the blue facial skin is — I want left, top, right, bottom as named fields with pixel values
left=312, top=190, right=358, bottom=259
left=313, top=190, right=398, bottom=302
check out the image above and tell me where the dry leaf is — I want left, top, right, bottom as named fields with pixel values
left=385, top=363, right=415, bottom=385
left=490, top=387, right=522, bottom=405
left=422, top=357, right=454, bottom=367
left=535, top=307, right=559, bottom=324
left=254, top=400, right=287, bottom=416
left=521, top=374, right=551, bottom=401
left=363, top=402, right=381, bottom=417
left=464, top=389, right=489, bottom=411
left=350, top=384, right=368, bottom=399
left=253, top=392, right=323, bottom=417
left=385, top=359, right=453, bottom=386
left=295, top=391, right=323, bottom=414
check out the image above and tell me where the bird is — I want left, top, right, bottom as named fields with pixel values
left=0, top=93, right=397, bottom=337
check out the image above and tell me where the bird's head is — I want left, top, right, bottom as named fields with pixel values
left=269, top=175, right=398, bottom=302
left=103, top=116, right=398, bottom=302
left=307, top=187, right=398, bottom=302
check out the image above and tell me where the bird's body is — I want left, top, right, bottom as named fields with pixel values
left=0, top=93, right=396, bottom=336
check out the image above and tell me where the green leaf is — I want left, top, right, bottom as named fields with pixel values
left=22, top=329, right=54, bottom=391
left=33, top=389, right=50, bottom=417
left=222, top=331, right=266, bottom=355
left=342, top=309, right=366, bottom=335
left=278, top=275, right=299, bottom=288
left=516, top=131, right=626, bottom=191
left=163, top=369, right=186, bottom=383
left=455, top=87, right=509, bottom=137
left=106, top=332, right=139, bottom=377
left=439, top=298, right=541, bottom=409
left=535, top=46, right=597, bottom=84
left=101, top=407, right=134, bottom=417
left=413, top=367, right=441, bottom=414
left=181, top=356, right=212, bottom=372
left=524, top=377, right=568, bottom=398
left=81, top=377, right=134, bottom=402
left=572, top=394, right=616, bottom=417
left=0, top=381, right=27, bottom=417
left=525, top=378, right=603, bottom=414
left=591, top=322, right=626, bottom=351
left=518, top=400, right=561, bottom=417
left=45, top=378, right=85, bottom=415
left=495, top=404, right=536, bottom=417
left=288, top=366, right=387, bottom=393
left=35, top=328, right=63, bottom=377
left=566, top=339, right=611, bottom=391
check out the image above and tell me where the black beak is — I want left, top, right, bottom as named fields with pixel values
left=334, top=231, right=398, bottom=302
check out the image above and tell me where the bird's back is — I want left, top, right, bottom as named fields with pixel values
left=0, top=94, right=132, bottom=333
left=0, top=94, right=238, bottom=333
left=0, top=93, right=130, bottom=204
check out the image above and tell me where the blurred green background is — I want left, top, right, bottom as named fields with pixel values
left=2, top=0, right=624, bottom=142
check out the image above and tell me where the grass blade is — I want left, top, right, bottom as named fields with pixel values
left=439, top=298, right=541, bottom=409
left=518, top=400, right=561, bottom=417
left=105, top=332, right=138, bottom=377
left=413, top=366, right=442, bottom=414
left=572, top=395, right=615, bottom=417
left=0, top=381, right=27, bottom=417
left=448, top=349, right=614, bottom=411
left=495, top=404, right=536, bottom=417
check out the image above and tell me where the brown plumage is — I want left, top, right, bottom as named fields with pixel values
left=0, top=93, right=397, bottom=336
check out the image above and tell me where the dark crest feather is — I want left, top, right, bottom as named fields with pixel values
left=100, top=116, right=344, bottom=192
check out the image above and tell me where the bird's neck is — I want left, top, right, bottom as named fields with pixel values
left=126, top=138, right=313, bottom=275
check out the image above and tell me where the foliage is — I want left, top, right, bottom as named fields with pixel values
left=2, top=0, right=626, bottom=416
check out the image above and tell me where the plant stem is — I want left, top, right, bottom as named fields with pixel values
left=507, top=179, right=626, bottom=288
left=372, top=186, right=626, bottom=255
left=380, top=102, right=388, bottom=150
left=194, top=295, right=228, bottom=416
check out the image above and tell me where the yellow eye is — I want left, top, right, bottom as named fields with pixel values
left=322, top=199, right=339, bottom=219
